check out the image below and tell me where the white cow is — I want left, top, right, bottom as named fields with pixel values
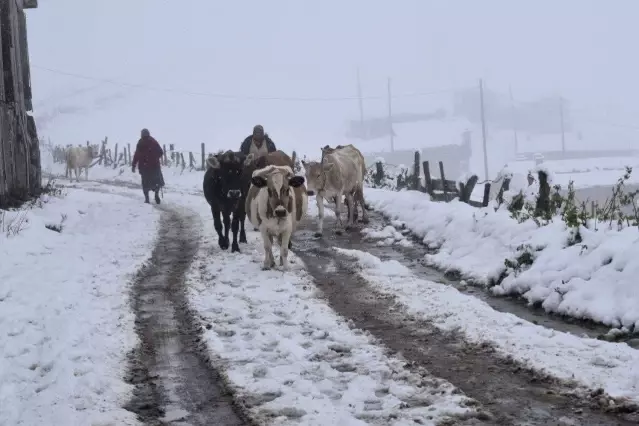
left=66, top=145, right=98, bottom=182
left=246, top=165, right=308, bottom=271
left=302, top=145, right=365, bottom=236
left=319, top=144, right=369, bottom=224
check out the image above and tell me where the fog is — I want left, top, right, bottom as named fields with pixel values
left=28, top=0, right=639, bottom=177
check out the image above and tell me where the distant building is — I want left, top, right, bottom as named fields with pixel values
left=0, top=0, right=40, bottom=208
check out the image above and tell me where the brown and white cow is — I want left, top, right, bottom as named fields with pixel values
left=246, top=165, right=308, bottom=271
left=320, top=144, right=369, bottom=224
left=66, top=145, right=98, bottom=182
left=244, top=150, right=298, bottom=232
left=302, top=144, right=366, bottom=236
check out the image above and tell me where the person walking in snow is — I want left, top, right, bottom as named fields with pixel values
left=132, top=128, right=165, bottom=204
left=239, top=124, right=277, bottom=159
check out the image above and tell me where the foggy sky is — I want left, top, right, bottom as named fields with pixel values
left=26, top=0, right=639, bottom=157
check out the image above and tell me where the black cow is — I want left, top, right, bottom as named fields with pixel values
left=203, top=150, right=251, bottom=252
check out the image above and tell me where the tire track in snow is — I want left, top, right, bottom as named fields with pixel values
left=294, top=214, right=638, bottom=426
left=124, top=206, right=248, bottom=426
left=79, top=186, right=247, bottom=426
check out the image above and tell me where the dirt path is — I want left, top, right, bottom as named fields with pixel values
left=294, top=214, right=638, bottom=425
left=77, top=185, right=247, bottom=426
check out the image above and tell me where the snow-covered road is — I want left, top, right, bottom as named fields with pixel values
left=4, top=166, right=639, bottom=425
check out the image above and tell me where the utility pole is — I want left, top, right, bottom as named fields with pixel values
left=356, top=67, right=364, bottom=126
left=387, top=77, right=394, bottom=152
left=509, top=85, right=519, bottom=156
left=479, top=79, right=489, bottom=180
left=559, top=95, right=566, bottom=157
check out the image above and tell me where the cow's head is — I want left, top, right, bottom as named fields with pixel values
left=207, top=150, right=247, bottom=200
left=251, top=167, right=305, bottom=219
left=87, top=144, right=99, bottom=158
left=301, top=159, right=331, bottom=196
left=320, top=145, right=335, bottom=163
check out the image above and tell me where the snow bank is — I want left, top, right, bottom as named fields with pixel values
left=364, top=187, right=639, bottom=329
left=184, top=199, right=478, bottom=425
left=0, top=188, right=159, bottom=425
left=337, top=248, right=639, bottom=403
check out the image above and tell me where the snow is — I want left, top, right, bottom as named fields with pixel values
left=0, top=188, right=159, bottom=426
left=361, top=225, right=413, bottom=247
left=181, top=195, right=478, bottom=425
left=336, top=248, right=639, bottom=403
left=364, top=187, right=639, bottom=330
left=73, top=181, right=478, bottom=425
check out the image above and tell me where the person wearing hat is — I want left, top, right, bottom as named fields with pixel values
left=132, top=128, right=165, bottom=204
left=240, top=124, right=277, bottom=158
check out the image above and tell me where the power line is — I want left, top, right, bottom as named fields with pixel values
left=32, top=65, right=456, bottom=102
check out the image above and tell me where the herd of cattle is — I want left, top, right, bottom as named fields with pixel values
left=203, top=144, right=369, bottom=270
left=55, top=141, right=370, bottom=271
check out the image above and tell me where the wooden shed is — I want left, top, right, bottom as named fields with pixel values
left=0, top=0, right=39, bottom=208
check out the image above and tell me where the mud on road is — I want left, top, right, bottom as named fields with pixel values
left=294, top=212, right=639, bottom=426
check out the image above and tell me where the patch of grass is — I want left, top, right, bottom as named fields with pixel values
left=0, top=209, right=29, bottom=237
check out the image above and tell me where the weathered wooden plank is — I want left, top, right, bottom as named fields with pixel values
left=0, top=1, right=40, bottom=208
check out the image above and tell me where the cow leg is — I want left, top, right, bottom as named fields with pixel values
left=314, top=193, right=326, bottom=238
left=358, top=187, right=370, bottom=224
left=231, top=213, right=241, bottom=253
left=280, top=230, right=292, bottom=270
left=222, top=211, right=231, bottom=250
left=85, top=166, right=89, bottom=181
left=74, top=166, right=80, bottom=183
left=239, top=218, right=247, bottom=243
left=260, top=230, right=276, bottom=270
left=212, top=207, right=228, bottom=250
left=344, top=192, right=355, bottom=230
left=334, top=192, right=345, bottom=235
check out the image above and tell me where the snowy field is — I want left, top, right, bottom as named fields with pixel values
left=337, top=248, right=639, bottom=404
left=364, top=188, right=639, bottom=331
left=506, top=157, right=639, bottom=189
left=0, top=188, right=159, bottom=426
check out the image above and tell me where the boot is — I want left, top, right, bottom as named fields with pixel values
left=144, top=191, right=150, bottom=204
left=154, top=190, right=161, bottom=205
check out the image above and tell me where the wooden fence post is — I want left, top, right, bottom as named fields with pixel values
left=180, top=153, right=186, bottom=171
left=482, top=183, right=492, bottom=207
left=459, top=175, right=478, bottom=203
left=438, top=161, right=448, bottom=201
left=497, top=177, right=511, bottom=204
left=535, top=170, right=550, bottom=217
left=374, top=161, right=384, bottom=187
left=422, top=161, right=433, bottom=195
left=413, top=151, right=421, bottom=190
left=189, top=152, right=195, bottom=170
left=201, top=143, right=206, bottom=170
left=127, top=143, right=132, bottom=165
left=113, top=144, right=119, bottom=168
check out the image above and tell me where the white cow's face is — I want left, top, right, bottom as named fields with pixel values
left=252, top=172, right=305, bottom=219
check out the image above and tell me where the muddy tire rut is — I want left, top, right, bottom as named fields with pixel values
left=294, top=214, right=638, bottom=426
left=120, top=203, right=247, bottom=425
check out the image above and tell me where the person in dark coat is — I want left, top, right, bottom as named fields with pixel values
left=132, top=128, right=165, bottom=204
left=239, top=124, right=276, bottom=158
